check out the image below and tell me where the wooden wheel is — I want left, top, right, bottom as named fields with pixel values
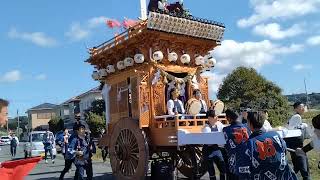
left=109, top=118, right=149, bottom=180
left=176, top=146, right=207, bottom=179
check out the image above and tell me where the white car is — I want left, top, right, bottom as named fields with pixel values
left=24, top=131, right=57, bottom=158
left=0, top=136, right=11, bottom=145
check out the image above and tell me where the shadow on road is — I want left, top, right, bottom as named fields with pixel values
left=34, top=173, right=114, bottom=180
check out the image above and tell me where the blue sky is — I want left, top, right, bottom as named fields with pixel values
left=0, top=0, right=319, bottom=117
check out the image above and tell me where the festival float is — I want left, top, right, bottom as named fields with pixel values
left=87, top=0, right=226, bottom=179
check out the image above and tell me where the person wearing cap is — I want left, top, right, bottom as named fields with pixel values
left=222, top=109, right=251, bottom=180
left=285, top=102, right=310, bottom=180
left=167, top=88, right=185, bottom=119
left=239, top=111, right=298, bottom=180
left=202, top=110, right=226, bottom=180
left=67, top=123, right=91, bottom=180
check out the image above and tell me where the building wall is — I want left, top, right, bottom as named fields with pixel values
left=28, top=109, right=57, bottom=130
left=79, top=92, right=102, bottom=119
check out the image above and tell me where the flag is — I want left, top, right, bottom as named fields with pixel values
left=0, top=157, right=42, bottom=180
left=122, top=18, right=138, bottom=29
left=106, top=19, right=121, bottom=28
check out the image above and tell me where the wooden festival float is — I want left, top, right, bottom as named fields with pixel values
left=86, top=3, right=227, bottom=179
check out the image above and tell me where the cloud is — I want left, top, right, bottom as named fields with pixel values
left=238, top=0, right=320, bottom=27
left=292, top=64, right=312, bottom=71
left=65, top=16, right=108, bottom=41
left=253, top=23, right=303, bottom=39
left=306, top=35, right=320, bottom=45
left=212, top=39, right=303, bottom=72
left=65, top=23, right=90, bottom=41
left=206, top=39, right=303, bottom=94
left=35, top=74, right=47, bottom=80
left=0, top=70, right=22, bottom=83
left=8, top=28, right=57, bottom=47
left=87, top=16, right=109, bottom=28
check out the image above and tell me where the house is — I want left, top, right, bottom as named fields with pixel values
left=58, top=87, right=102, bottom=129
left=27, top=103, right=59, bottom=130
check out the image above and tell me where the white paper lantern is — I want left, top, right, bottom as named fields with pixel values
left=180, top=54, right=191, bottom=64
left=117, top=61, right=125, bottom=70
left=204, top=54, right=217, bottom=68
left=195, top=55, right=204, bottom=66
left=153, top=51, right=164, bottom=62
left=168, top=52, right=178, bottom=62
left=99, top=69, right=107, bottom=77
left=92, top=71, right=100, bottom=80
left=124, top=57, right=134, bottom=67
left=134, top=54, right=144, bottom=63
left=106, top=65, right=115, bottom=73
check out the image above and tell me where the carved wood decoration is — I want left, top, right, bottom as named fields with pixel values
left=139, top=82, right=150, bottom=128
left=199, top=77, right=209, bottom=107
left=130, top=77, right=139, bottom=119
left=153, top=78, right=166, bottom=116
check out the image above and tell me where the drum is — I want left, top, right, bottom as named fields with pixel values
left=213, top=100, right=224, bottom=116
left=186, top=98, right=202, bottom=115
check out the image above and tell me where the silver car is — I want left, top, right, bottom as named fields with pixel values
left=24, top=131, right=57, bottom=158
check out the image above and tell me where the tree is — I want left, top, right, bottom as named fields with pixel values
left=84, top=99, right=106, bottom=137
left=84, top=99, right=105, bottom=118
left=217, top=67, right=291, bottom=126
left=87, top=112, right=106, bottom=137
left=48, top=116, right=64, bottom=133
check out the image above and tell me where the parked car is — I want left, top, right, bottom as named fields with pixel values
left=24, top=131, right=57, bottom=158
left=0, top=136, right=11, bottom=145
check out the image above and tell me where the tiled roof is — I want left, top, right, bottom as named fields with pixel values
left=28, top=103, right=58, bottom=111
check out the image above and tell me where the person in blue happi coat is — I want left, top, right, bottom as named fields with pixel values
left=222, top=109, right=251, bottom=180
left=67, top=123, right=90, bottom=180
left=238, top=111, right=298, bottom=180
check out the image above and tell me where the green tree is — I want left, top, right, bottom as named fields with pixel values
left=87, top=112, right=106, bottom=137
left=48, top=116, right=64, bottom=133
left=84, top=99, right=105, bottom=119
left=217, top=67, right=290, bottom=126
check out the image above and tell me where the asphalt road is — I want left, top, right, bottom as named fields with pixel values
left=0, top=143, right=210, bottom=179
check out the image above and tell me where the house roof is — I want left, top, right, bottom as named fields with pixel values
left=28, top=103, right=58, bottom=111
left=60, top=86, right=101, bottom=105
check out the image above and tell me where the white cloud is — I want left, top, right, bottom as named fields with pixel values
left=306, top=35, right=320, bottom=45
left=65, top=23, right=90, bottom=41
left=8, top=28, right=57, bottom=47
left=35, top=74, right=47, bottom=80
left=87, top=16, right=109, bottom=28
left=253, top=23, right=303, bottom=39
left=0, top=70, right=21, bottom=83
left=65, top=16, right=109, bottom=41
left=238, top=0, right=320, bottom=27
left=206, top=39, right=303, bottom=93
left=292, top=64, right=312, bottom=71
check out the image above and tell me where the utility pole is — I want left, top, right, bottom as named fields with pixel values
left=17, top=109, right=20, bottom=137
left=304, top=77, right=309, bottom=107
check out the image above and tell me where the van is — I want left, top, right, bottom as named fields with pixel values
left=24, top=131, right=57, bottom=158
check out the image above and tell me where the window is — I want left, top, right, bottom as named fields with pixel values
left=37, top=112, right=55, bottom=119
